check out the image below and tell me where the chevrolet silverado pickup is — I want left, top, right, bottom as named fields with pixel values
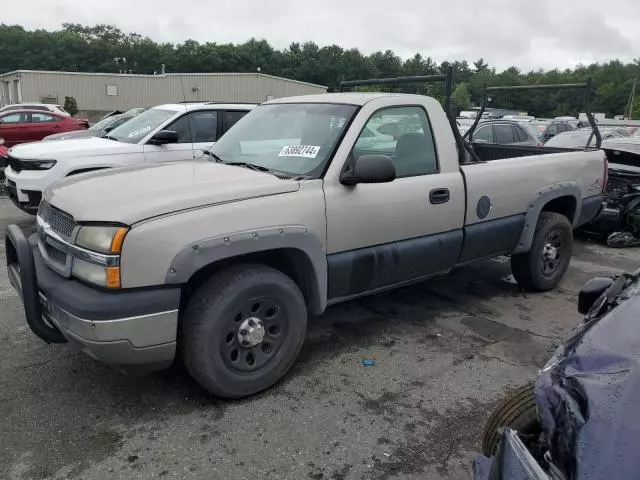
left=6, top=84, right=607, bottom=398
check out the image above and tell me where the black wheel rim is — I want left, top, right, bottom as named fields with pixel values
left=540, top=229, right=566, bottom=278
left=220, top=296, right=288, bottom=374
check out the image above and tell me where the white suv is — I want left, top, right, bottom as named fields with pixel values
left=4, top=103, right=255, bottom=212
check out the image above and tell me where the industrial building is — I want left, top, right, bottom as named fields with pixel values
left=0, top=70, right=327, bottom=115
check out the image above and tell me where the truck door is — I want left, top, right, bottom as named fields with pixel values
left=323, top=105, right=465, bottom=300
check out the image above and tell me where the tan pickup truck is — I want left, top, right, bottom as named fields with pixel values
left=6, top=82, right=607, bottom=398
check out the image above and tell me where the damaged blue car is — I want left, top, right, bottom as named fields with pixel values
left=475, top=266, right=640, bottom=480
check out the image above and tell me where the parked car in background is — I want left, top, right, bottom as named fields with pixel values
left=457, top=119, right=474, bottom=136
left=600, top=126, right=632, bottom=138
left=554, top=115, right=580, bottom=127
left=97, top=107, right=146, bottom=122
left=0, top=109, right=89, bottom=147
left=468, top=119, right=539, bottom=146
left=124, top=107, right=147, bottom=116
left=502, top=115, right=535, bottom=122
left=459, top=110, right=479, bottom=119
left=544, top=129, right=626, bottom=149
left=0, top=103, right=70, bottom=117
left=529, top=119, right=550, bottom=137
left=4, top=103, right=255, bottom=212
left=0, top=139, right=7, bottom=180
left=538, top=120, right=577, bottom=143
left=353, top=124, right=395, bottom=151
left=475, top=266, right=640, bottom=480
left=42, top=110, right=144, bottom=141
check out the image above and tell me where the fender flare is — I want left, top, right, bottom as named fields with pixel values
left=513, top=183, right=582, bottom=254
left=165, top=226, right=327, bottom=314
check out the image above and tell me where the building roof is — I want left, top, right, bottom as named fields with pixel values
left=0, top=69, right=326, bottom=89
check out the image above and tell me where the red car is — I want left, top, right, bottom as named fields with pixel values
left=0, top=109, right=89, bottom=147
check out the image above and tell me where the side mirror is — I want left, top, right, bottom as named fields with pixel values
left=340, top=154, right=396, bottom=186
left=578, top=277, right=614, bottom=315
left=149, top=130, right=179, bottom=145
left=102, top=125, right=115, bottom=134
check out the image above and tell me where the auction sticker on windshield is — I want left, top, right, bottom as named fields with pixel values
left=279, top=145, right=320, bottom=158
left=128, top=126, right=152, bottom=138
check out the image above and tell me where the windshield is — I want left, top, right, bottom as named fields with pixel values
left=88, top=115, right=121, bottom=132
left=208, top=103, right=357, bottom=177
left=107, top=108, right=176, bottom=143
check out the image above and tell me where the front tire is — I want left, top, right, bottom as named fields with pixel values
left=511, top=212, right=573, bottom=291
left=181, top=264, right=307, bottom=399
left=482, top=382, right=539, bottom=456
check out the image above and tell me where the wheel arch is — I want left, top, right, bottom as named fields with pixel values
left=513, top=184, right=581, bottom=254
left=167, top=227, right=327, bottom=315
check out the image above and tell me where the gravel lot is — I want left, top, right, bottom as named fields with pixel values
left=1, top=196, right=639, bottom=480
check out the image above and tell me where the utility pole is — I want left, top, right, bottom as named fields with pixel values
left=630, top=78, right=637, bottom=120
left=627, top=78, right=637, bottom=119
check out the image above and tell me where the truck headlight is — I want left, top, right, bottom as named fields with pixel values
left=17, top=159, right=57, bottom=170
left=75, top=225, right=128, bottom=254
left=72, top=258, right=121, bottom=288
left=73, top=225, right=128, bottom=288
left=30, top=160, right=57, bottom=170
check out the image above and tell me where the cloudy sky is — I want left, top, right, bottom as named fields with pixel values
left=4, top=0, right=639, bottom=71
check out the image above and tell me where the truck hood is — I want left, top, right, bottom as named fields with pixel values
left=43, top=162, right=300, bottom=224
left=9, top=137, right=140, bottom=159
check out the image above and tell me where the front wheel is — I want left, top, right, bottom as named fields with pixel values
left=181, top=264, right=307, bottom=399
left=482, top=382, right=539, bottom=456
left=511, top=212, right=573, bottom=291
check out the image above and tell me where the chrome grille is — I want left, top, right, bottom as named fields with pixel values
left=38, top=201, right=76, bottom=239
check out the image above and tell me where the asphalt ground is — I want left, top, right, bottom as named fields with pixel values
left=1, top=196, right=639, bottom=480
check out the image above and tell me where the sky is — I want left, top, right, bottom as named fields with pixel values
left=4, top=0, right=640, bottom=72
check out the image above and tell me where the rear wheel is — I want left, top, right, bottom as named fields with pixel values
left=482, top=382, right=539, bottom=456
left=181, top=264, right=307, bottom=398
left=511, top=212, right=573, bottom=291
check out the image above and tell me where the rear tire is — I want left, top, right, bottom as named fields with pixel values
left=181, top=264, right=307, bottom=399
left=511, top=212, right=573, bottom=291
left=482, top=382, right=539, bottom=456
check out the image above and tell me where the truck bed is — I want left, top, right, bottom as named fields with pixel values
left=470, top=143, right=589, bottom=162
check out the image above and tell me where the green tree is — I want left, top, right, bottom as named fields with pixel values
left=451, top=83, right=472, bottom=115
left=2, top=23, right=640, bottom=117
left=64, top=96, right=78, bottom=116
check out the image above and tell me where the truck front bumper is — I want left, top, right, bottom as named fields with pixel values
left=6, top=225, right=181, bottom=373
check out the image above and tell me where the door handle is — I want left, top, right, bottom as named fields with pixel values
left=429, top=188, right=450, bottom=205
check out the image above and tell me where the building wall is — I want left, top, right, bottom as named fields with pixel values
left=0, top=72, right=22, bottom=104
left=6, top=71, right=326, bottom=111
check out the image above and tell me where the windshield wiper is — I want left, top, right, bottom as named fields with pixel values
left=103, top=134, right=118, bottom=141
left=201, top=151, right=270, bottom=173
left=226, top=161, right=270, bottom=172
left=201, top=150, right=224, bottom=163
